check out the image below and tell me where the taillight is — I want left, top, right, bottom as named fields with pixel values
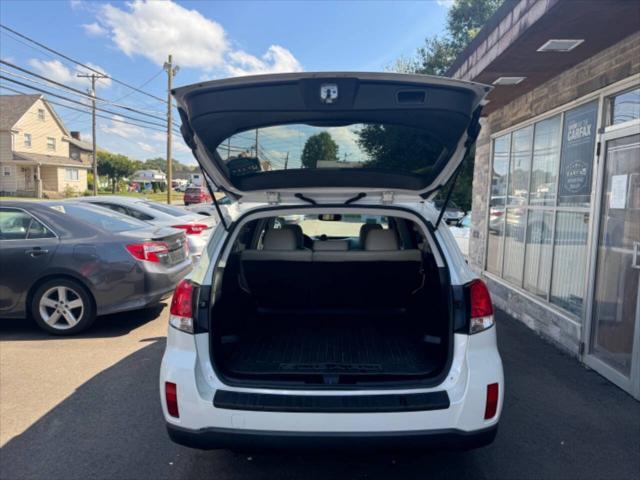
left=125, top=241, right=169, bottom=263
left=469, top=279, right=494, bottom=334
left=172, top=223, right=208, bottom=235
left=165, top=382, right=179, bottom=418
left=484, top=383, right=499, bottom=419
left=169, top=279, right=194, bottom=333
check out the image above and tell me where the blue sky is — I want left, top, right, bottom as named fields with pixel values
left=0, top=0, right=451, bottom=164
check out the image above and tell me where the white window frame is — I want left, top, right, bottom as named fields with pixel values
left=483, top=74, right=640, bottom=324
left=3, top=165, right=12, bottom=177
left=37, top=108, right=45, bottom=121
left=23, top=133, right=31, bottom=147
left=65, top=168, right=79, bottom=181
left=47, top=137, right=56, bottom=151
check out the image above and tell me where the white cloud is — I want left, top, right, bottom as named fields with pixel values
left=100, top=0, right=228, bottom=69
left=82, top=22, right=107, bottom=37
left=100, top=115, right=143, bottom=139
left=28, top=58, right=112, bottom=89
left=95, top=0, right=302, bottom=77
left=173, top=140, right=191, bottom=153
left=436, top=0, right=454, bottom=7
left=226, top=45, right=303, bottom=77
left=137, top=142, right=154, bottom=152
left=69, top=0, right=85, bottom=10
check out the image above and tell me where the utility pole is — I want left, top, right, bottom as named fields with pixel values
left=284, top=152, right=289, bottom=170
left=163, top=54, right=179, bottom=204
left=254, top=128, right=259, bottom=158
left=77, top=72, right=108, bottom=195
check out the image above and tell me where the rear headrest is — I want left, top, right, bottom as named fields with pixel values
left=284, top=224, right=304, bottom=249
left=313, top=240, right=349, bottom=251
left=262, top=228, right=297, bottom=251
left=359, top=223, right=382, bottom=246
left=365, top=229, right=399, bottom=251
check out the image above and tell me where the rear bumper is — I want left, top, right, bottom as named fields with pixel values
left=166, top=423, right=498, bottom=451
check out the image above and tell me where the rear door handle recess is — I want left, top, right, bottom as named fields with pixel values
left=25, top=248, right=49, bottom=257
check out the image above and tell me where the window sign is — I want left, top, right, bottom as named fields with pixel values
left=558, top=101, right=598, bottom=206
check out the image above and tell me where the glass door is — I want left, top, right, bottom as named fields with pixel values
left=586, top=125, right=640, bottom=399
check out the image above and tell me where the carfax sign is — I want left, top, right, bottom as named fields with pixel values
left=558, top=101, right=598, bottom=205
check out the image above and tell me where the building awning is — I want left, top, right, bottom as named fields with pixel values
left=448, top=0, right=640, bottom=115
left=12, top=152, right=91, bottom=168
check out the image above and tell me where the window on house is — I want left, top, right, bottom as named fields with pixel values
left=3, top=166, right=12, bottom=177
left=47, top=137, right=56, bottom=151
left=65, top=168, right=79, bottom=181
left=38, top=109, right=45, bottom=121
left=486, top=100, right=598, bottom=319
left=24, top=133, right=32, bottom=147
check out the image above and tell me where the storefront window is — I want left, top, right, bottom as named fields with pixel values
left=557, top=101, right=598, bottom=207
left=507, top=126, right=533, bottom=206
left=610, top=87, right=640, bottom=125
left=486, top=100, right=597, bottom=319
left=523, top=210, right=554, bottom=297
left=502, top=207, right=526, bottom=284
left=550, top=212, right=589, bottom=316
left=486, top=135, right=510, bottom=274
left=529, top=115, right=561, bottom=206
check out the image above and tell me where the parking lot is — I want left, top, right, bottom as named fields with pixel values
left=1, top=307, right=638, bottom=480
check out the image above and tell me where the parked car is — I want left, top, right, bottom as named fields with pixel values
left=183, top=186, right=212, bottom=206
left=159, top=73, right=503, bottom=451
left=75, top=196, right=215, bottom=260
left=0, top=201, right=192, bottom=335
left=432, top=199, right=466, bottom=225
left=449, top=214, right=471, bottom=257
left=184, top=195, right=232, bottom=216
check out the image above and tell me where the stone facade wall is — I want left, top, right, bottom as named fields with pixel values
left=468, top=31, right=640, bottom=356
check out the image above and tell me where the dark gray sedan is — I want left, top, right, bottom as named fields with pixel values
left=0, top=201, right=192, bottom=335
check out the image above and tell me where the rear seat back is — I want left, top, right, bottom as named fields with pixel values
left=241, top=228, right=423, bottom=311
left=312, top=229, right=423, bottom=309
left=241, top=229, right=311, bottom=308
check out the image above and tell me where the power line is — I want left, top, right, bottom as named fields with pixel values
left=0, top=23, right=167, bottom=104
left=0, top=75, right=170, bottom=129
left=0, top=60, right=173, bottom=123
left=0, top=85, right=174, bottom=135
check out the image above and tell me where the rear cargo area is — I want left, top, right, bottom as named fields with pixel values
left=224, top=315, right=442, bottom=380
left=210, top=218, right=452, bottom=388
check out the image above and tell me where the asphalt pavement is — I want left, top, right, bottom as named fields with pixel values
left=0, top=307, right=639, bottom=480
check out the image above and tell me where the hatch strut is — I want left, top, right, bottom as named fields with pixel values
left=211, top=192, right=229, bottom=231
left=434, top=160, right=464, bottom=230
left=434, top=106, right=482, bottom=230
left=201, top=169, right=229, bottom=231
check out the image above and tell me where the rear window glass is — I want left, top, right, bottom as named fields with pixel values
left=275, top=214, right=389, bottom=238
left=185, top=188, right=202, bottom=194
left=48, top=203, right=145, bottom=232
left=216, top=124, right=447, bottom=178
left=140, top=201, right=188, bottom=216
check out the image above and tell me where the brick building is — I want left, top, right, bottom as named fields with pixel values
left=449, top=0, right=639, bottom=398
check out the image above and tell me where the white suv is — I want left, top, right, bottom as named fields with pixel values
left=160, top=72, right=503, bottom=450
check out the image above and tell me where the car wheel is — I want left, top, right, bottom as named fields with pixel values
left=31, top=279, right=96, bottom=335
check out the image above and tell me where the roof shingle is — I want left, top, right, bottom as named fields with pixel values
left=0, top=94, right=42, bottom=131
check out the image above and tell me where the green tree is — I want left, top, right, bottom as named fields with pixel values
left=413, top=0, right=502, bottom=76
left=300, top=132, right=339, bottom=169
left=97, top=152, right=136, bottom=193
left=380, top=0, right=501, bottom=211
